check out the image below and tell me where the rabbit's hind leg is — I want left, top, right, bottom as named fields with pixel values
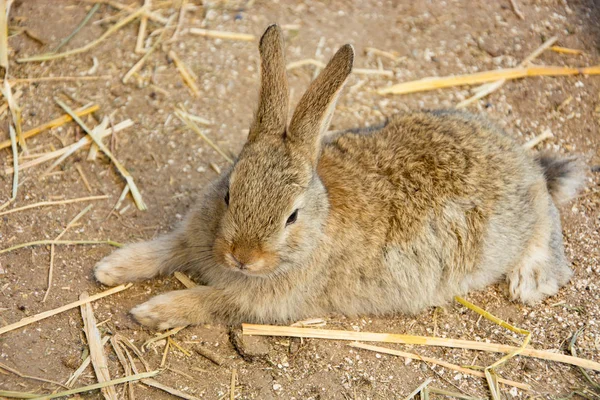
left=95, top=232, right=188, bottom=286
left=506, top=202, right=573, bottom=305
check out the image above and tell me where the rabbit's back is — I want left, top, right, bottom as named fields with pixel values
left=318, top=111, right=549, bottom=313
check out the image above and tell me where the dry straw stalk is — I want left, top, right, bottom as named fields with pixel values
left=80, top=292, right=118, bottom=400
left=0, top=104, right=99, bottom=150
left=0, top=239, right=121, bottom=255
left=349, top=342, right=531, bottom=390
left=0, top=284, right=132, bottom=336
left=17, top=6, right=146, bottom=62
left=242, top=324, right=600, bottom=371
left=32, top=370, right=159, bottom=399
left=378, top=64, right=600, bottom=95
left=0, top=195, right=108, bottom=217
left=189, top=28, right=255, bottom=41
left=55, top=99, right=147, bottom=210
left=4, top=119, right=134, bottom=175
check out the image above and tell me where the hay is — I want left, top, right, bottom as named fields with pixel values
left=0, top=284, right=132, bottom=336
left=0, top=104, right=99, bottom=150
left=17, top=6, right=146, bottom=62
left=242, top=324, right=600, bottom=371
left=348, top=343, right=531, bottom=390
left=0, top=194, right=108, bottom=216
left=55, top=99, right=147, bottom=210
left=189, top=28, right=255, bottom=41
left=4, top=119, right=134, bottom=174
left=34, top=371, right=159, bottom=399
left=53, top=3, right=100, bottom=52
left=523, top=128, right=554, bottom=149
left=550, top=46, right=584, bottom=55
left=0, top=0, right=8, bottom=71
left=65, top=336, right=111, bottom=388
left=175, top=107, right=232, bottom=163
left=135, top=0, right=150, bottom=53
left=80, top=292, right=118, bottom=400
left=378, top=64, right=600, bottom=95
left=457, top=36, right=558, bottom=108
left=287, top=58, right=394, bottom=77
left=42, top=205, right=93, bottom=302
left=0, top=239, right=122, bottom=255
left=169, top=50, right=200, bottom=97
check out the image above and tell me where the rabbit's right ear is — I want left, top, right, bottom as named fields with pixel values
left=248, top=24, right=289, bottom=143
left=288, top=44, right=354, bottom=166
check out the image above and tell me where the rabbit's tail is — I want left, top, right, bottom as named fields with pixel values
left=535, top=153, right=586, bottom=205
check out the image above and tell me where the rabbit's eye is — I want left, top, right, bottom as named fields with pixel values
left=286, top=209, right=299, bottom=226
left=224, top=190, right=230, bottom=206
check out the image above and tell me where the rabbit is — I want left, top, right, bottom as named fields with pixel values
left=94, top=25, right=586, bottom=330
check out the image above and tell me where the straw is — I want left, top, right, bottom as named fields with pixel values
left=287, top=58, right=394, bottom=77
left=9, top=76, right=109, bottom=84
left=3, top=80, right=25, bottom=151
left=135, top=0, right=150, bottom=53
left=80, top=292, right=118, bottom=400
left=457, top=36, right=558, bottom=108
left=0, top=195, right=108, bottom=217
left=550, top=46, right=584, bottom=55
left=0, top=0, right=8, bottom=72
left=189, top=28, right=255, bottom=41
left=175, top=108, right=233, bottom=163
left=142, top=379, right=202, bottom=400
left=40, top=118, right=109, bottom=179
left=0, top=362, right=68, bottom=389
left=32, top=371, right=159, bottom=399
left=8, top=124, right=18, bottom=200
left=169, top=50, right=200, bottom=97
left=378, top=64, right=600, bottom=95
left=403, top=378, right=433, bottom=400
left=0, top=284, right=132, bottom=336
left=241, top=324, right=600, bottom=371
left=348, top=342, right=531, bottom=390
left=509, top=0, right=525, bottom=19
left=17, top=6, right=146, bottom=62
left=523, top=128, right=553, bottom=149
left=124, top=13, right=174, bottom=83
left=42, top=205, right=93, bottom=302
left=85, top=0, right=168, bottom=24
left=4, top=119, right=134, bottom=174
left=0, top=239, right=122, bottom=255
left=142, top=326, right=187, bottom=350
left=53, top=3, right=100, bottom=52
left=65, top=336, right=111, bottom=388
left=174, top=271, right=196, bottom=288
left=0, top=104, right=99, bottom=150
left=55, top=98, right=147, bottom=210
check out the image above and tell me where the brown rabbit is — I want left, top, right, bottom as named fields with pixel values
left=94, top=25, right=585, bottom=330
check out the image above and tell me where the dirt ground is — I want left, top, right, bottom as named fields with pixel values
left=1, top=0, right=599, bottom=398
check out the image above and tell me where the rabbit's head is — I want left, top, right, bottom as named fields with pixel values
left=212, top=24, right=354, bottom=276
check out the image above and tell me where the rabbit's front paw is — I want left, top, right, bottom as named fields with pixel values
left=131, top=289, right=212, bottom=330
left=94, top=242, right=164, bottom=286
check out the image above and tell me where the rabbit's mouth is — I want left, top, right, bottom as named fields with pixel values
left=213, top=237, right=280, bottom=276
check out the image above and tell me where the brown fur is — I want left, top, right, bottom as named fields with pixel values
left=94, top=25, right=585, bottom=330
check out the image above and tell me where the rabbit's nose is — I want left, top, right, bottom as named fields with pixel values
left=230, top=253, right=247, bottom=270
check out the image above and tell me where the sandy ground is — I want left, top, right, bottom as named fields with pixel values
left=0, top=0, right=599, bottom=398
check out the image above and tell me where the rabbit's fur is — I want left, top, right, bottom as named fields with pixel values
left=95, top=25, right=585, bottom=330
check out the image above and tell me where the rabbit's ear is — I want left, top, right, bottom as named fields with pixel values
left=248, top=24, right=289, bottom=143
left=288, top=44, right=354, bottom=164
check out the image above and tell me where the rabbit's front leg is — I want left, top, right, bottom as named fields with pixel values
left=94, top=232, right=188, bottom=286
left=130, top=286, right=227, bottom=330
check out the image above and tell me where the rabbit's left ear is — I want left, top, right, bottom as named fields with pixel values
left=288, top=44, right=354, bottom=166
left=248, top=24, right=289, bottom=143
